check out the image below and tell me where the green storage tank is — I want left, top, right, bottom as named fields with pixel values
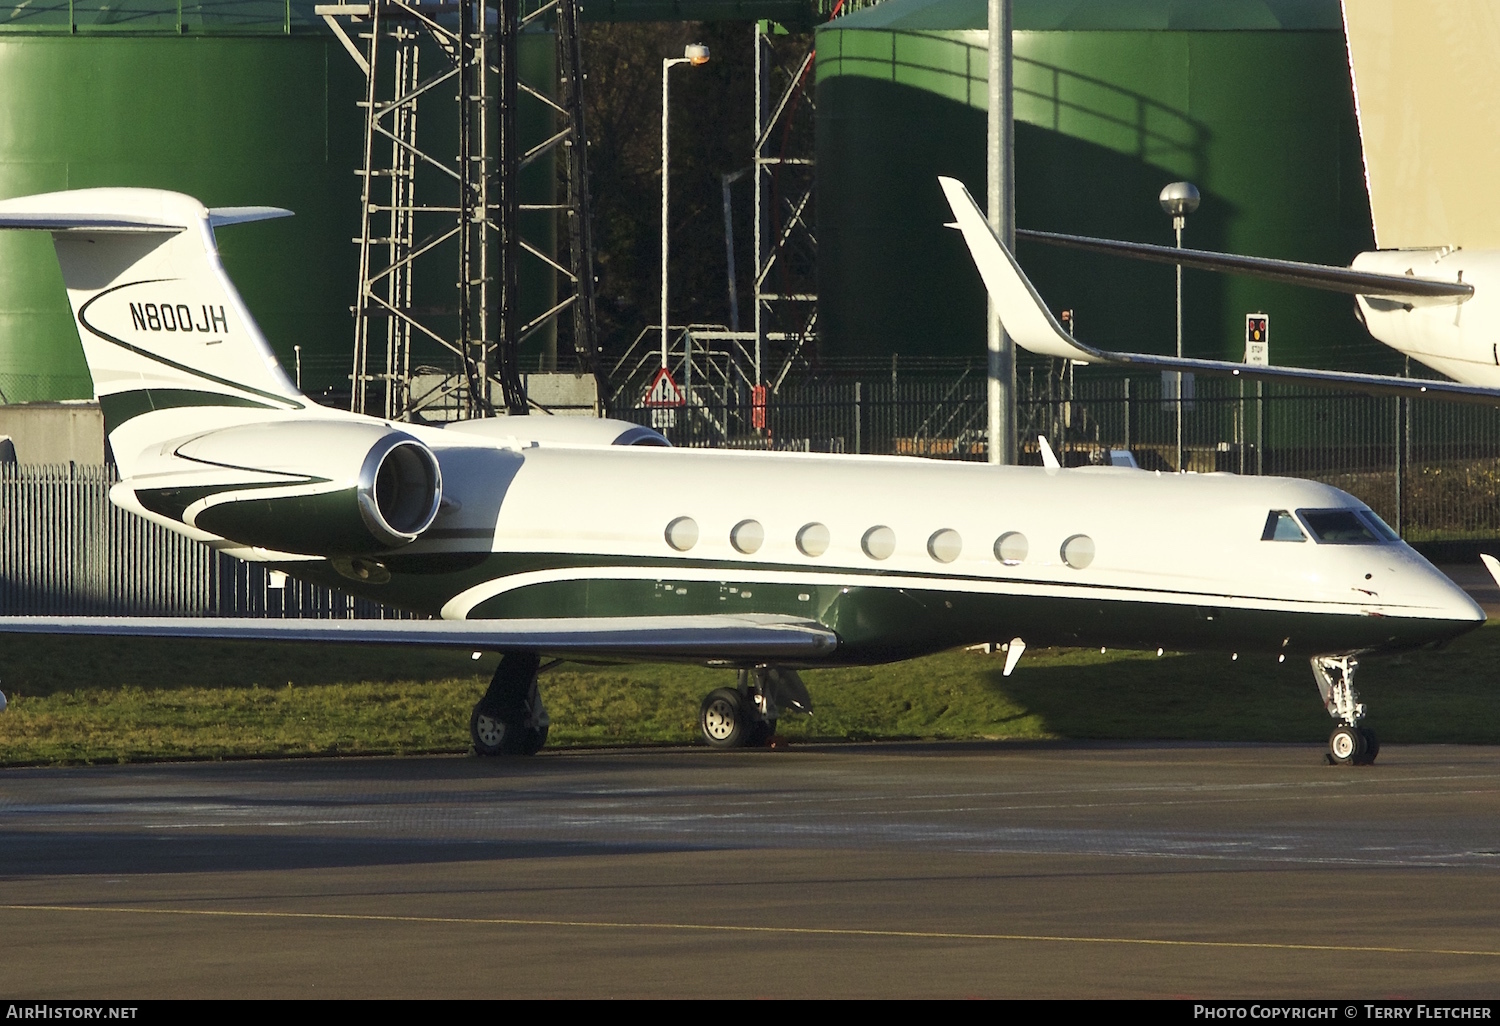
left=0, top=1, right=562, bottom=403
left=0, top=2, right=367, bottom=402
left=815, top=0, right=1384, bottom=372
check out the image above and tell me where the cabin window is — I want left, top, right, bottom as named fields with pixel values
left=1297, top=508, right=1382, bottom=545
left=927, top=528, right=962, bottom=563
left=1261, top=510, right=1306, bottom=542
left=862, top=525, right=896, bottom=560
left=994, top=531, right=1028, bottom=565
left=1061, top=534, right=1095, bottom=569
left=730, top=519, right=764, bottom=554
left=796, top=522, right=830, bottom=557
left=665, top=516, right=699, bottom=552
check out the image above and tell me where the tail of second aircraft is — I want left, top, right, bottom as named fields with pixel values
left=0, top=188, right=307, bottom=440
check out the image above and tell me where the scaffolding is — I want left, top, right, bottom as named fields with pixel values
left=317, top=0, right=597, bottom=421
left=751, top=20, right=818, bottom=390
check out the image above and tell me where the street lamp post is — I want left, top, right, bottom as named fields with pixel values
left=661, top=42, right=710, bottom=370
left=986, top=0, right=1014, bottom=465
left=1159, top=180, right=1199, bottom=472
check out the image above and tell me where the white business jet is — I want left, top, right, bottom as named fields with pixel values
left=0, top=186, right=1481, bottom=765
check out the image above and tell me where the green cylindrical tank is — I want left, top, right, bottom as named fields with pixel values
left=0, top=4, right=366, bottom=401
left=815, top=0, right=1384, bottom=372
left=0, top=2, right=563, bottom=403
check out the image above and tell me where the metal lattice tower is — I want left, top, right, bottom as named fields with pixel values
left=318, top=0, right=598, bottom=421
left=752, top=21, right=818, bottom=391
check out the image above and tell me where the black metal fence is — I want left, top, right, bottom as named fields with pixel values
left=0, top=463, right=411, bottom=618
left=5, top=370, right=1498, bottom=617
left=610, top=370, right=1500, bottom=542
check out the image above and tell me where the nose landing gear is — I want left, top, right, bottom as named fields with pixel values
left=1312, top=655, right=1378, bottom=765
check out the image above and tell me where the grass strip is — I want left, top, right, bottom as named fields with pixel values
left=0, top=625, right=1497, bottom=766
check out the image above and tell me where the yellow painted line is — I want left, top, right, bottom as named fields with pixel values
left=3, top=903, right=1499, bottom=958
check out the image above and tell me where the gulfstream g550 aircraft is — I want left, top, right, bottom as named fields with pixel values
left=0, top=187, right=1484, bottom=765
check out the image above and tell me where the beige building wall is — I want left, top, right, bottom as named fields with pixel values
left=1345, top=0, right=1500, bottom=250
left=0, top=402, right=105, bottom=464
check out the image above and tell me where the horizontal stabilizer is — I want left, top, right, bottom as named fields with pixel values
left=208, top=206, right=294, bottom=228
left=0, top=613, right=840, bottom=661
left=0, top=212, right=183, bottom=233
left=937, top=176, right=1500, bottom=407
left=1016, top=228, right=1473, bottom=301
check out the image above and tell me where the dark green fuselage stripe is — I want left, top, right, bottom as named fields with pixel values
left=100, top=389, right=274, bottom=434
left=275, top=551, right=1477, bottom=665
left=136, top=477, right=307, bottom=523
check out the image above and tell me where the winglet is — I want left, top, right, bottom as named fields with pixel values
left=937, top=176, right=1108, bottom=363
left=208, top=206, right=294, bottom=228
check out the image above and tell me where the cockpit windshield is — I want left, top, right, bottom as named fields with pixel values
left=1358, top=509, right=1401, bottom=542
left=1297, top=508, right=1384, bottom=545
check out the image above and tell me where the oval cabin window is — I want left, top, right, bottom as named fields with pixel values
left=994, top=532, right=1028, bottom=565
left=665, top=516, right=699, bottom=552
left=861, top=525, right=896, bottom=560
left=796, top=522, right=830, bottom=557
left=730, top=519, right=764, bottom=554
left=928, top=528, right=962, bottom=563
left=1061, top=534, right=1095, bottom=569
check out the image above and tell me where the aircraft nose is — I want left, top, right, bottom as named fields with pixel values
left=1399, top=557, right=1486, bottom=625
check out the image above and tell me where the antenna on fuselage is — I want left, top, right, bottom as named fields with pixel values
left=1037, top=435, right=1061, bottom=470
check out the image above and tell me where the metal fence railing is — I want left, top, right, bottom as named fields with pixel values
left=6, top=368, right=1499, bottom=616
left=609, top=371, right=1500, bottom=542
left=0, top=464, right=411, bottom=618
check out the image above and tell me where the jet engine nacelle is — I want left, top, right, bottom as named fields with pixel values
left=127, top=420, right=443, bottom=556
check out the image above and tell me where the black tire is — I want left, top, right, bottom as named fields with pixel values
left=1356, top=727, right=1380, bottom=765
left=470, top=703, right=549, bottom=757
left=1328, top=724, right=1365, bottom=766
left=699, top=688, right=749, bottom=749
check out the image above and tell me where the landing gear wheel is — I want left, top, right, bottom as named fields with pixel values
left=1328, top=724, right=1366, bottom=766
left=470, top=703, right=549, bottom=757
left=1357, top=727, right=1380, bottom=765
left=700, top=688, right=750, bottom=749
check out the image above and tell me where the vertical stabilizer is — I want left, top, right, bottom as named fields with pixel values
left=1344, top=0, right=1500, bottom=250
left=0, top=188, right=306, bottom=437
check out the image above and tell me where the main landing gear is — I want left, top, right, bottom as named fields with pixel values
left=1311, top=655, right=1379, bottom=766
left=698, top=666, right=813, bottom=750
left=470, top=653, right=550, bottom=756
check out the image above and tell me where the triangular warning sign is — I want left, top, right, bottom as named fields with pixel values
left=642, top=366, right=685, bottom=407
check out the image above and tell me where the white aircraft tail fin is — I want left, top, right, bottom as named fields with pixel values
left=937, top=176, right=1105, bottom=364
left=0, top=188, right=306, bottom=438
left=1344, top=1, right=1500, bottom=250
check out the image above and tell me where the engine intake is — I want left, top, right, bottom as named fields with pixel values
left=361, top=435, right=443, bottom=545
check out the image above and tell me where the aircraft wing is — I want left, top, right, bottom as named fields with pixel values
left=1014, top=228, right=1472, bottom=301
left=938, top=177, right=1500, bottom=406
left=0, top=613, right=839, bottom=661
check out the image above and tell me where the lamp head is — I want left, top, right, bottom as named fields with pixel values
left=685, top=43, right=710, bottom=65
left=1158, top=181, right=1201, bottom=218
